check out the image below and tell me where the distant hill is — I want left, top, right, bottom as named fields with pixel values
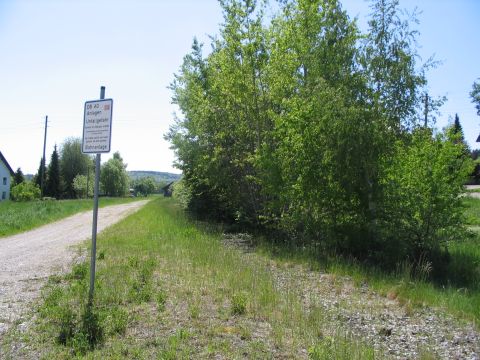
left=128, top=171, right=182, bottom=184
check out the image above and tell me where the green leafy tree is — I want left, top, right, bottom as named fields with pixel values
left=262, top=0, right=382, bottom=249
left=11, top=181, right=41, bottom=201
left=362, top=0, right=428, bottom=132
left=13, top=168, right=25, bottom=186
left=45, top=145, right=62, bottom=199
left=100, top=152, right=129, bottom=197
left=133, top=177, right=156, bottom=196
left=167, top=0, right=271, bottom=223
left=59, top=137, right=92, bottom=198
left=378, top=129, right=473, bottom=269
left=167, top=0, right=469, bottom=269
left=72, top=174, right=93, bottom=198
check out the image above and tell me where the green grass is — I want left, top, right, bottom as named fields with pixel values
left=4, top=197, right=479, bottom=358
left=255, top=221, right=480, bottom=326
left=463, top=196, right=480, bottom=226
left=0, top=197, right=141, bottom=237
left=5, top=198, right=377, bottom=359
left=256, top=238, right=480, bottom=325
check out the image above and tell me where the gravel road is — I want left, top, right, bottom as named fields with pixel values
left=0, top=200, right=149, bottom=336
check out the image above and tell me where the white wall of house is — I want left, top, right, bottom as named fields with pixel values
left=0, top=161, right=12, bottom=201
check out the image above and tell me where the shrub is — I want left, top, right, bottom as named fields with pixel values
left=10, top=181, right=41, bottom=201
left=377, top=129, right=473, bottom=268
left=72, top=174, right=93, bottom=198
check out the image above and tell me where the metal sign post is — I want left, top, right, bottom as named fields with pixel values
left=82, top=86, right=113, bottom=303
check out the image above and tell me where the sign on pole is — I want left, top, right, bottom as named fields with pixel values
left=82, top=99, right=113, bottom=154
left=82, top=87, right=111, bottom=303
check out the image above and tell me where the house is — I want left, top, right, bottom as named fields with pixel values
left=0, top=151, right=14, bottom=201
left=161, top=182, right=174, bottom=197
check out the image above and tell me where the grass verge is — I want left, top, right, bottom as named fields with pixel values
left=3, top=198, right=377, bottom=359
left=0, top=197, right=143, bottom=237
left=463, top=196, right=480, bottom=226
left=255, top=198, right=480, bottom=325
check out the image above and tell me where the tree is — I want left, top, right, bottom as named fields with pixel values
left=362, top=0, right=427, bottom=132
left=378, top=129, right=473, bottom=269
left=132, top=177, right=156, bottom=196
left=100, top=152, right=129, bottom=197
left=59, top=137, right=92, bottom=198
left=33, top=158, right=46, bottom=191
left=13, top=168, right=25, bottom=186
left=166, top=0, right=469, bottom=270
left=167, top=0, right=271, bottom=223
left=448, top=114, right=469, bottom=154
left=45, top=145, right=61, bottom=199
left=471, top=79, right=480, bottom=116
left=11, top=181, right=41, bottom=201
left=72, top=174, right=93, bottom=198
left=453, top=113, right=463, bottom=136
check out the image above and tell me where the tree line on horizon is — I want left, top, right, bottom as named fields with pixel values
left=167, top=0, right=479, bottom=274
left=11, top=138, right=136, bottom=200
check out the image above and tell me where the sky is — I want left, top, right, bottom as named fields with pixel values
left=0, top=0, right=478, bottom=175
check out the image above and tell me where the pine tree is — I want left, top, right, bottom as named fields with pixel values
left=453, top=113, right=464, bottom=137
left=13, top=168, right=25, bottom=186
left=33, top=158, right=47, bottom=191
left=448, top=113, right=469, bottom=154
left=45, top=145, right=61, bottom=199
left=471, top=80, right=480, bottom=116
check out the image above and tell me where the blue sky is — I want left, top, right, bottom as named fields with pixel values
left=0, top=0, right=478, bottom=174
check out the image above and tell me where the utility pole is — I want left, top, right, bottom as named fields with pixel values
left=40, top=115, right=48, bottom=197
left=423, top=93, right=429, bottom=128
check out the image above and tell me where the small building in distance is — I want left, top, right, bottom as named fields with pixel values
left=0, top=151, right=14, bottom=201
left=161, top=182, right=174, bottom=197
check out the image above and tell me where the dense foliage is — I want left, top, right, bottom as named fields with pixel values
left=73, top=174, right=94, bottom=199
left=100, top=152, right=129, bottom=197
left=11, top=181, right=41, bottom=202
left=167, top=0, right=472, bottom=270
left=59, top=138, right=93, bottom=198
left=132, top=176, right=157, bottom=197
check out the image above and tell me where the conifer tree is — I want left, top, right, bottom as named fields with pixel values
left=13, top=168, right=25, bottom=186
left=45, top=145, right=61, bottom=199
left=33, top=158, right=46, bottom=191
left=471, top=80, right=480, bottom=116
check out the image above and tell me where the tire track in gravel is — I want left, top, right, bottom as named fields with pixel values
left=0, top=200, right=149, bottom=335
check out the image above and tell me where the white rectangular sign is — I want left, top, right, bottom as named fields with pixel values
left=82, top=99, right=113, bottom=154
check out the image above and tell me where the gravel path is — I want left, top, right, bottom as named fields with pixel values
left=0, top=200, right=149, bottom=336
left=269, top=265, right=480, bottom=359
